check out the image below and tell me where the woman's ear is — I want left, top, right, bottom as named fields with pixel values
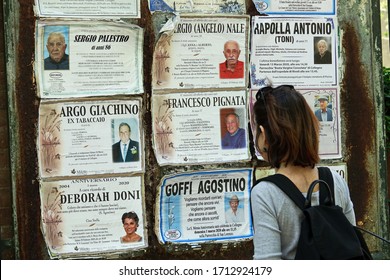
left=259, top=125, right=265, bottom=134
left=258, top=125, right=268, bottom=146
left=259, top=126, right=267, bottom=141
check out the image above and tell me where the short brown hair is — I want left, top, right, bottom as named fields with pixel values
left=121, top=211, right=139, bottom=225
left=253, top=85, right=320, bottom=168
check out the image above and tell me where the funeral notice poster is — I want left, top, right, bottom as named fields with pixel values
left=38, top=98, right=143, bottom=178
left=148, top=0, right=245, bottom=14
left=152, top=15, right=249, bottom=91
left=35, top=20, right=143, bottom=98
left=40, top=175, right=146, bottom=258
left=35, top=0, right=140, bottom=18
left=152, top=90, right=250, bottom=165
left=250, top=16, right=338, bottom=89
left=156, top=169, right=253, bottom=244
left=252, top=0, right=336, bottom=15
left=249, top=88, right=341, bottom=159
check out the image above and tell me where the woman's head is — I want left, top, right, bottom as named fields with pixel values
left=121, top=211, right=139, bottom=233
left=253, top=85, right=320, bottom=168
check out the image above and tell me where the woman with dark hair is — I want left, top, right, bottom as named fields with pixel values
left=250, top=85, right=356, bottom=259
left=120, top=211, right=142, bottom=243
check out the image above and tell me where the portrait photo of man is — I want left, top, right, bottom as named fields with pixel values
left=219, top=40, right=244, bottom=79
left=315, top=95, right=333, bottom=122
left=44, top=29, right=70, bottom=70
left=112, top=122, right=140, bottom=162
left=221, top=112, right=246, bottom=149
left=225, top=194, right=244, bottom=223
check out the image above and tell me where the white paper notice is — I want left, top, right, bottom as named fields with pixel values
left=38, top=98, right=144, bottom=178
left=40, top=175, right=146, bottom=258
left=156, top=169, right=253, bottom=244
left=152, top=90, right=250, bottom=165
left=148, top=0, right=245, bottom=14
left=249, top=87, right=341, bottom=159
left=35, top=20, right=144, bottom=98
left=252, top=0, right=337, bottom=16
left=250, top=16, right=338, bottom=89
left=35, top=0, right=140, bottom=18
left=152, top=15, right=249, bottom=91
left=255, top=163, right=346, bottom=181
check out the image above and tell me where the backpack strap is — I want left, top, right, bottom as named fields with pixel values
left=256, top=174, right=306, bottom=210
left=254, top=167, right=335, bottom=210
left=318, top=167, right=335, bottom=204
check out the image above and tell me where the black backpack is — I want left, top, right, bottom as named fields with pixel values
left=256, top=167, right=372, bottom=260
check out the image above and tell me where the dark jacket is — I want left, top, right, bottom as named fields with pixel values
left=44, top=54, right=70, bottom=70
left=314, top=51, right=332, bottom=64
left=112, top=140, right=140, bottom=162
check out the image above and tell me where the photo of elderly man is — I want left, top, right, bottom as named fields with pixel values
left=44, top=29, right=70, bottom=70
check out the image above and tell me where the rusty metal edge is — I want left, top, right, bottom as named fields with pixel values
left=3, top=0, right=20, bottom=259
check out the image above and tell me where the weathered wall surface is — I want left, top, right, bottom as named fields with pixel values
left=338, top=0, right=388, bottom=255
left=1, top=0, right=388, bottom=259
left=0, top=0, right=15, bottom=260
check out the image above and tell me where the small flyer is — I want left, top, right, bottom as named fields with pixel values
left=152, top=90, right=250, bottom=165
left=252, top=0, right=336, bottom=16
left=325, top=164, right=347, bottom=180
left=152, top=15, right=249, bottom=91
left=35, top=20, right=143, bottom=98
left=148, top=0, right=245, bottom=14
left=38, top=98, right=143, bottom=178
left=40, top=175, right=146, bottom=258
left=254, top=163, right=347, bottom=181
left=250, top=16, right=338, bottom=89
left=249, top=87, right=341, bottom=159
left=34, top=0, right=140, bottom=18
left=155, top=168, right=253, bottom=244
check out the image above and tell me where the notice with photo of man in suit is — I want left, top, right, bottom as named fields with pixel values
left=38, top=98, right=143, bottom=178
